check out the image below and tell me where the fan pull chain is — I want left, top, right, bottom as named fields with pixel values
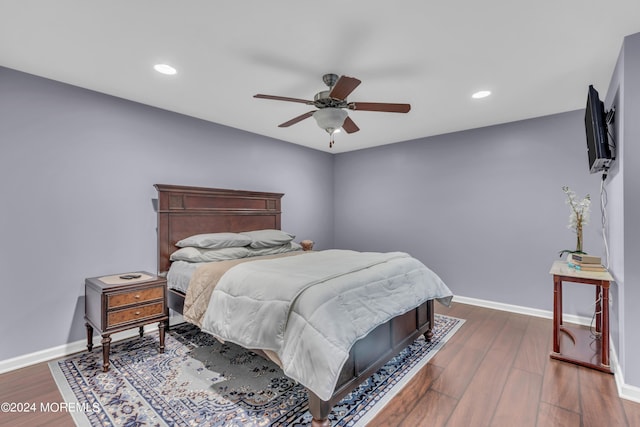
left=329, top=133, right=335, bottom=148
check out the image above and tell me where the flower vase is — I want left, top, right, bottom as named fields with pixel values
left=576, top=224, right=583, bottom=253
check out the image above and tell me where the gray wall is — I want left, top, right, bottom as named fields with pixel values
left=605, top=32, right=640, bottom=388
left=0, top=67, right=334, bottom=361
left=334, top=111, right=604, bottom=316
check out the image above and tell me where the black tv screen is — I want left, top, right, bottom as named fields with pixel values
left=585, top=85, right=612, bottom=173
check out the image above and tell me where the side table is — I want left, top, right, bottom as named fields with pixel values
left=85, top=272, right=168, bottom=372
left=549, top=261, right=613, bottom=373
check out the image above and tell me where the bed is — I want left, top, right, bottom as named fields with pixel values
left=155, top=184, right=452, bottom=426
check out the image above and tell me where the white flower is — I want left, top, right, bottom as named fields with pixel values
left=562, top=186, right=590, bottom=233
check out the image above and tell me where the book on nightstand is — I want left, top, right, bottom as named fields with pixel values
left=567, top=254, right=606, bottom=271
left=569, top=253, right=602, bottom=264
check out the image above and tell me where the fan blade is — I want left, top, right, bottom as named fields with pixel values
left=329, top=76, right=361, bottom=100
left=278, top=110, right=316, bottom=127
left=349, top=102, right=411, bottom=113
left=342, top=116, right=360, bottom=134
left=254, top=94, right=314, bottom=105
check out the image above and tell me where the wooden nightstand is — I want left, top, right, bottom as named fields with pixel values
left=85, top=272, right=168, bottom=372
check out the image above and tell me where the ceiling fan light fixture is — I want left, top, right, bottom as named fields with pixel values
left=313, top=108, right=348, bottom=134
left=254, top=74, right=409, bottom=148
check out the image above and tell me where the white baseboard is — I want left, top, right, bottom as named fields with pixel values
left=609, top=342, right=640, bottom=403
left=452, top=295, right=640, bottom=403
left=0, top=314, right=184, bottom=375
left=619, top=383, right=640, bottom=403
left=452, top=295, right=592, bottom=325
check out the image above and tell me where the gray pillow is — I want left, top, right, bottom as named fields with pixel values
left=170, top=246, right=251, bottom=262
left=241, top=229, right=295, bottom=249
left=245, top=242, right=303, bottom=257
left=176, top=232, right=252, bottom=249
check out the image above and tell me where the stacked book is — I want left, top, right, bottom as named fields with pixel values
left=567, top=253, right=607, bottom=272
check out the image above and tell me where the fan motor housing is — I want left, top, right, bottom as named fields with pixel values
left=314, top=90, right=348, bottom=109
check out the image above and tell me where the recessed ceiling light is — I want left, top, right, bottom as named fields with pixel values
left=472, top=90, right=491, bottom=99
left=154, top=64, right=177, bottom=75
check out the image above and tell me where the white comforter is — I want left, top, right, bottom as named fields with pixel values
left=200, top=249, right=453, bottom=401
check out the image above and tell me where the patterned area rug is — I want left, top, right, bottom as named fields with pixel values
left=50, top=315, right=463, bottom=426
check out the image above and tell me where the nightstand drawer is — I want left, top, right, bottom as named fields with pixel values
left=107, top=286, right=164, bottom=308
left=107, top=302, right=165, bottom=327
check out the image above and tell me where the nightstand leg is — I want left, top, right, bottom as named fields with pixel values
left=139, top=326, right=144, bottom=337
left=101, top=335, right=112, bottom=372
left=595, top=286, right=602, bottom=334
left=553, top=276, right=561, bottom=353
left=158, top=321, right=165, bottom=353
left=602, top=285, right=610, bottom=367
left=86, top=322, right=93, bottom=352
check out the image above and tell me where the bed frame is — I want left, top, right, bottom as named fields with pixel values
left=155, top=184, right=435, bottom=427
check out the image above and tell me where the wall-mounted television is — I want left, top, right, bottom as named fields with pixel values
left=584, top=85, right=613, bottom=174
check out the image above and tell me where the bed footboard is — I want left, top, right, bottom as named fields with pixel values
left=308, top=299, right=435, bottom=426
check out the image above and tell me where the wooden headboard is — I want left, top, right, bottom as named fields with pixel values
left=155, top=184, right=283, bottom=275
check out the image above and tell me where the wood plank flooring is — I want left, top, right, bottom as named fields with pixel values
left=1, top=302, right=639, bottom=426
left=372, top=302, right=640, bottom=426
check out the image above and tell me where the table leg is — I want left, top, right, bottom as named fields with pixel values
left=158, top=321, right=165, bottom=353
left=595, top=286, right=602, bottom=334
left=601, top=285, right=610, bottom=367
left=86, top=322, right=93, bottom=352
left=558, top=277, right=563, bottom=327
left=553, top=276, right=561, bottom=353
left=101, top=335, right=112, bottom=372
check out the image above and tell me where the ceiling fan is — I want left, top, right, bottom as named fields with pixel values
left=254, top=73, right=411, bottom=148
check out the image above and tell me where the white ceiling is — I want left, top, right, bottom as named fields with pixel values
left=2, top=1, right=640, bottom=153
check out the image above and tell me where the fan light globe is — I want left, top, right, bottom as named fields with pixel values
left=313, top=108, right=348, bottom=134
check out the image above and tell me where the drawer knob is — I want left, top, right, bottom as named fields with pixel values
left=134, top=294, right=141, bottom=299
left=135, top=311, right=141, bottom=315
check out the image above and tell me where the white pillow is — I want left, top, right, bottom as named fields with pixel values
left=176, top=232, right=252, bottom=249
left=241, top=229, right=295, bottom=249
left=245, top=242, right=302, bottom=257
left=170, top=246, right=251, bottom=262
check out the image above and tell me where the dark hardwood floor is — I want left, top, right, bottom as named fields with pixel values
left=1, top=302, right=639, bottom=426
